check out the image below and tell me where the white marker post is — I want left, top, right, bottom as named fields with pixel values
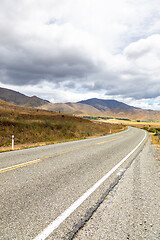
left=12, top=135, right=14, bottom=150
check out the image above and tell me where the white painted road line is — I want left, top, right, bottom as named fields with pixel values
left=33, top=131, right=147, bottom=240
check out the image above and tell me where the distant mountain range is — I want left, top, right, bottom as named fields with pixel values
left=0, top=87, right=160, bottom=121
left=37, top=98, right=140, bottom=117
left=78, top=98, right=138, bottom=110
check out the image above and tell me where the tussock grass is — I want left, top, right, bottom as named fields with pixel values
left=141, top=126, right=160, bottom=145
left=0, top=104, right=124, bottom=149
left=151, top=135, right=160, bottom=145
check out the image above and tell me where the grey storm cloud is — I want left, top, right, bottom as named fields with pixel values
left=0, top=0, right=100, bottom=86
left=105, top=82, right=160, bottom=99
left=0, top=39, right=99, bottom=85
left=0, top=0, right=160, bottom=106
left=0, top=28, right=160, bottom=100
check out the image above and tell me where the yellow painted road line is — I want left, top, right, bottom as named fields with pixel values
left=0, top=135, right=124, bottom=174
left=40, top=136, right=124, bottom=160
left=96, top=136, right=123, bottom=145
left=0, top=159, right=42, bottom=174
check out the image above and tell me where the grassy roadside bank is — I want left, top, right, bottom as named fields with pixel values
left=147, top=129, right=160, bottom=146
left=96, top=117, right=160, bottom=146
left=0, top=101, right=125, bottom=152
left=133, top=125, right=160, bottom=146
left=138, top=126, right=160, bottom=145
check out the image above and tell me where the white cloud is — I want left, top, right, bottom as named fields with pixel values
left=124, top=35, right=160, bottom=71
left=0, top=0, right=160, bottom=109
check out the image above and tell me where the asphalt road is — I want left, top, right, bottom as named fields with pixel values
left=0, top=127, right=147, bottom=240
left=73, top=138, right=160, bottom=240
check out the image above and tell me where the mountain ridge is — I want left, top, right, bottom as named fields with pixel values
left=78, top=98, right=138, bottom=110
left=0, top=87, right=49, bottom=107
left=39, top=99, right=160, bottom=121
left=0, top=87, right=160, bottom=121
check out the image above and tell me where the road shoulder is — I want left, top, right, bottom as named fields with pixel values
left=73, top=139, right=160, bottom=240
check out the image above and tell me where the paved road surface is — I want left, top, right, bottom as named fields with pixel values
left=0, top=127, right=147, bottom=239
left=73, top=139, right=160, bottom=240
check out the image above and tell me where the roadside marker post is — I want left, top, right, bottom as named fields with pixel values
left=12, top=135, right=14, bottom=150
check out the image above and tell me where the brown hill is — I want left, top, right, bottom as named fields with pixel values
left=0, top=87, right=159, bottom=121
left=39, top=102, right=103, bottom=116
left=103, top=108, right=160, bottom=121
left=78, top=98, right=137, bottom=110
left=0, top=87, right=49, bottom=107
left=0, top=98, right=124, bottom=150
left=40, top=100, right=160, bottom=121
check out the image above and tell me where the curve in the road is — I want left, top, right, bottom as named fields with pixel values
left=33, top=131, right=147, bottom=240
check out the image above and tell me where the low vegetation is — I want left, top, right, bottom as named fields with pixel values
left=151, top=135, right=160, bottom=145
left=0, top=101, right=125, bottom=150
left=97, top=117, right=160, bottom=126
left=142, top=126, right=160, bottom=145
left=96, top=115, right=160, bottom=146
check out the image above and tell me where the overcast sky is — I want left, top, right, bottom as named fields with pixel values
left=0, top=0, right=160, bottom=110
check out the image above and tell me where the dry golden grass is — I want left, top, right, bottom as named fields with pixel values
left=98, top=118, right=160, bottom=147
left=151, top=135, right=160, bottom=145
left=98, top=118, right=160, bottom=127
left=0, top=101, right=125, bottom=151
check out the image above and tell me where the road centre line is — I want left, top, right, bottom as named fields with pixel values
left=33, top=131, right=147, bottom=240
left=0, top=159, right=42, bottom=174
left=0, top=135, right=124, bottom=174
left=40, top=136, right=124, bottom=160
